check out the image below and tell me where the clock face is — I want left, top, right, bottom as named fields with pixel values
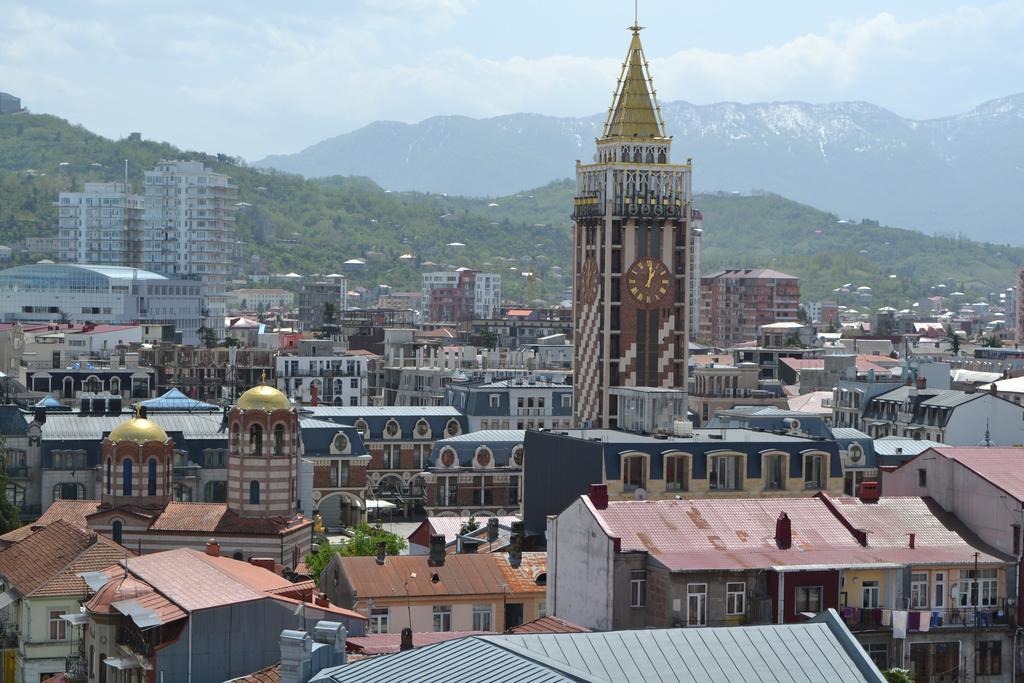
left=626, top=257, right=671, bottom=307
left=580, top=256, right=599, bottom=305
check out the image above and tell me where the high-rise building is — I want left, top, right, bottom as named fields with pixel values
left=299, top=275, right=348, bottom=330
left=699, top=269, right=801, bottom=347
left=421, top=270, right=501, bottom=322
left=143, top=160, right=236, bottom=338
left=57, top=182, right=144, bottom=266
left=572, top=21, right=693, bottom=428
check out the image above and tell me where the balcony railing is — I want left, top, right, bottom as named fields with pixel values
left=65, top=654, right=88, bottom=681
left=842, top=605, right=1010, bottom=631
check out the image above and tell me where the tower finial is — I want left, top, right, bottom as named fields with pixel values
left=630, top=0, right=643, bottom=33
left=134, top=403, right=142, bottom=420
left=260, top=369, right=267, bottom=385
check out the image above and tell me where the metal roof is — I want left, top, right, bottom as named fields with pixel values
left=872, top=437, right=946, bottom=457
left=138, top=388, right=219, bottom=412
left=436, top=430, right=526, bottom=443
left=303, top=406, right=463, bottom=417
left=829, top=428, right=872, bottom=440
left=315, top=611, right=885, bottom=682
left=551, top=428, right=816, bottom=444
left=919, top=391, right=982, bottom=409
left=34, top=412, right=226, bottom=440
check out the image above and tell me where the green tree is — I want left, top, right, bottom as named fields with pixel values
left=459, top=515, right=479, bottom=536
left=882, top=669, right=914, bottom=683
left=0, top=436, right=22, bottom=534
left=197, top=326, right=218, bottom=349
left=946, top=325, right=961, bottom=356
left=303, top=523, right=407, bottom=585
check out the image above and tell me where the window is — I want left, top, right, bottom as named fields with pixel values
left=865, top=643, right=888, bottom=670
left=795, top=586, right=823, bottom=614
left=1014, top=524, right=1021, bottom=556
left=49, top=610, right=67, bottom=641
left=382, top=444, right=400, bottom=469
left=369, top=608, right=389, bottom=634
left=622, top=455, right=646, bottom=492
left=803, top=454, right=825, bottom=490
left=630, top=570, right=647, bottom=608
left=274, top=424, right=285, bottom=456
left=933, top=572, right=945, bottom=609
left=489, top=394, right=500, bottom=408
left=432, top=605, right=452, bottom=632
left=436, top=476, right=457, bottom=507
left=147, top=458, right=158, bottom=496
left=764, top=454, right=785, bottom=490
left=910, top=573, right=928, bottom=609
left=472, top=604, right=492, bottom=631
left=112, top=521, right=123, bottom=545
left=686, top=584, right=707, bottom=626
left=665, top=455, right=689, bottom=492
left=976, top=640, right=1002, bottom=676
left=959, top=569, right=998, bottom=607
left=862, top=580, right=880, bottom=609
left=250, top=424, right=263, bottom=456
left=710, top=455, right=742, bottom=490
left=249, top=480, right=261, bottom=505
left=917, top=468, right=927, bottom=487
left=106, top=457, right=112, bottom=495
left=471, top=476, right=495, bottom=507
left=561, top=395, right=571, bottom=408
left=122, top=458, right=133, bottom=496
left=726, top=582, right=745, bottom=615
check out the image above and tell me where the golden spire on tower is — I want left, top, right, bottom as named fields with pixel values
left=602, top=3, right=667, bottom=141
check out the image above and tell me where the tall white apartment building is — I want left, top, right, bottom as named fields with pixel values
left=57, top=183, right=144, bottom=266
left=143, top=160, right=236, bottom=338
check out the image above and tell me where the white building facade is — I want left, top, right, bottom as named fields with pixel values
left=56, top=182, right=145, bottom=266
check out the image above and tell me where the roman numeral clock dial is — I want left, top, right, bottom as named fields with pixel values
left=626, top=257, right=671, bottom=308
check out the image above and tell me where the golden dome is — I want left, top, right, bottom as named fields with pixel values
left=237, top=384, right=291, bottom=412
left=107, top=417, right=169, bottom=444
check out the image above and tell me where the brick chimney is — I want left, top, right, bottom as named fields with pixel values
left=428, top=534, right=446, bottom=567
left=908, top=533, right=915, bottom=549
left=400, top=627, right=414, bottom=651
left=487, top=517, right=499, bottom=543
left=509, top=521, right=524, bottom=568
left=775, top=512, right=792, bottom=550
left=250, top=557, right=276, bottom=573
left=916, top=376, right=926, bottom=390
left=589, top=484, right=609, bottom=510
left=375, top=541, right=386, bottom=566
left=205, top=539, right=220, bottom=557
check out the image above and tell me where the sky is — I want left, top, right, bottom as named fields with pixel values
left=2, top=0, right=1024, bottom=161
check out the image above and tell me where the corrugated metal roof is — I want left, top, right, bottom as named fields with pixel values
left=436, top=430, right=526, bottom=443
left=304, top=406, right=463, bottom=417
left=313, top=635, right=585, bottom=683
left=920, top=391, right=981, bottom=408
left=872, top=437, right=945, bottom=456
left=316, top=613, right=884, bottom=682
left=347, top=631, right=493, bottom=655
left=829, top=428, right=872, bottom=440
left=425, top=515, right=520, bottom=546
left=36, top=413, right=226, bottom=440
left=926, top=447, right=1024, bottom=501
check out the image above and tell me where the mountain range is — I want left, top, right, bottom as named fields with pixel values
left=255, top=94, right=1024, bottom=243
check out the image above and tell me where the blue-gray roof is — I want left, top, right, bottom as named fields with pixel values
left=428, top=430, right=526, bottom=468
left=873, top=437, right=946, bottom=457
left=35, top=395, right=63, bottom=409
left=313, top=610, right=884, bottom=682
left=0, top=406, right=28, bottom=435
left=139, top=388, right=220, bottom=412
left=830, top=428, right=872, bottom=440
left=302, top=406, right=467, bottom=441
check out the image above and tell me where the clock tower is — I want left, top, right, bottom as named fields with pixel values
left=573, top=19, right=692, bottom=428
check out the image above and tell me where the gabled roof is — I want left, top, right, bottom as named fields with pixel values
left=0, top=520, right=128, bottom=597
left=315, top=611, right=885, bottom=682
left=907, top=447, right=1024, bottom=501
left=509, top=616, right=590, bottom=635
left=420, top=515, right=520, bottom=546
left=346, top=631, right=493, bottom=655
left=139, top=388, right=219, bottom=412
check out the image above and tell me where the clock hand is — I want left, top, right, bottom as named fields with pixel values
left=645, top=263, right=655, bottom=288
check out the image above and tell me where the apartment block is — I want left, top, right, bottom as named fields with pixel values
left=56, top=183, right=145, bottom=266
left=700, top=269, right=800, bottom=347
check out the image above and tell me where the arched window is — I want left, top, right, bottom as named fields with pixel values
left=274, top=424, right=285, bottom=457
left=249, top=480, right=260, bottom=505
left=62, top=376, right=74, bottom=399
left=147, top=458, right=158, bottom=496
left=249, top=424, right=263, bottom=457
left=99, top=655, right=107, bottom=683
left=105, top=458, right=112, bottom=495
left=231, top=424, right=240, bottom=448
left=89, top=645, right=94, bottom=677
left=122, top=459, right=133, bottom=496
left=112, top=521, right=123, bottom=545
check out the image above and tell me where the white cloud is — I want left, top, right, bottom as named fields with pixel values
left=1, top=1, right=1023, bottom=158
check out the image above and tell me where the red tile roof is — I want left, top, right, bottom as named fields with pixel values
left=494, top=553, right=546, bottom=595
left=144, top=502, right=311, bottom=535
left=0, top=520, right=129, bottom=597
left=226, top=665, right=280, bottom=683
left=584, top=494, right=1006, bottom=572
left=509, top=616, right=591, bottom=634
left=337, top=553, right=536, bottom=599
left=906, top=447, right=1024, bottom=501
left=36, top=499, right=103, bottom=528
left=347, top=631, right=489, bottom=655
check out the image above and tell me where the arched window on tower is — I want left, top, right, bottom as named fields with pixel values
left=274, top=424, right=285, bottom=457
left=147, top=458, right=157, bottom=496
left=105, top=458, right=112, bottom=495
left=249, top=424, right=263, bottom=457
left=122, top=459, right=133, bottom=496
left=249, top=480, right=261, bottom=505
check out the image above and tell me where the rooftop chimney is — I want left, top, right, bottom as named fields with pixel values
left=908, top=533, right=916, bottom=549
left=33, top=407, right=46, bottom=425
left=428, top=534, right=446, bottom=567
left=205, top=539, right=220, bottom=557
left=509, top=521, right=524, bottom=568
left=990, top=382, right=998, bottom=395
left=400, top=627, right=414, bottom=651
left=279, top=630, right=313, bottom=683
left=313, top=620, right=348, bottom=662
left=916, top=376, right=926, bottom=390
left=375, top=541, right=386, bottom=566
left=250, top=557, right=276, bottom=573
left=589, top=484, right=609, bottom=510
left=487, top=517, right=499, bottom=543
left=775, top=512, right=792, bottom=550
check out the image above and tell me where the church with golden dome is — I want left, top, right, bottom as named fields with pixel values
left=38, top=381, right=314, bottom=569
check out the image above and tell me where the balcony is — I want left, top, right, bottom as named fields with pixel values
left=65, top=654, right=88, bottom=681
left=5, top=465, right=28, bottom=479
left=842, top=605, right=1010, bottom=632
